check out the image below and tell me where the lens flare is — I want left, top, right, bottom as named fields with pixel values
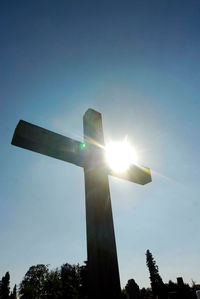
left=105, top=139, right=137, bottom=173
left=80, top=142, right=86, bottom=150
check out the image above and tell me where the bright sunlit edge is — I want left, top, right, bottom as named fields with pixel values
left=105, top=138, right=138, bottom=173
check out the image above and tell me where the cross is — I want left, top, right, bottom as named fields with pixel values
left=11, top=108, right=151, bottom=299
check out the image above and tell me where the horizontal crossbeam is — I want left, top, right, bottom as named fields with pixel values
left=11, top=120, right=151, bottom=185
left=11, top=120, right=85, bottom=167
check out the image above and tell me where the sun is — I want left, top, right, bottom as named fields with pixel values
left=105, top=138, right=137, bottom=173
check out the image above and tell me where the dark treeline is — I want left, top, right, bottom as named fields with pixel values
left=0, top=262, right=88, bottom=299
left=0, top=250, right=199, bottom=299
left=144, top=249, right=199, bottom=299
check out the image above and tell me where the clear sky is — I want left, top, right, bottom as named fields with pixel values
left=1, top=0, right=200, bottom=290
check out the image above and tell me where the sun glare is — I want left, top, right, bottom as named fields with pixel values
left=105, top=138, right=137, bottom=173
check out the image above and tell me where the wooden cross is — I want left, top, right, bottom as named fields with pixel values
left=11, top=108, right=151, bottom=299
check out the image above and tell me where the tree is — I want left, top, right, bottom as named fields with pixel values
left=166, top=280, right=177, bottom=294
left=146, top=249, right=167, bottom=299
left=10, top=285, right=17, bottom=299
left=121, top=289, right=126, bottom=299
left=176, top=277, right=191, bottom=299
left=125, top=279, right=140, bottom=299
left=18, top=262, right=89, bottom=299
left=79, top=261, right=88, bottom=299
left=19, top=264, right=49, bottom=299
left=44, top=269, right=62, bottom=299
left=0, top=272, right=10, bottom=299
left=140, top=287, right=153, bottom=299
left=60, top=263, right=80, bottom=299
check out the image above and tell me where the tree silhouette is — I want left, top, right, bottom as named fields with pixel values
left=44, top=269, right=62, bottom=299
left=19, top=264, right=49, bottom=299
left=125, top=279, right=140, bottom=299
left=60, top=263, right=80, bottom=299
left=2, top=259, right=198, bottom=299
left=166, top=280, right=177, bottom=294
left=79, top=261, right=88, bottom=299
left=140, top=287, right=153, bottom=299
left=176, top=277, right=191, bottom=299
left=18, top=262, right=89, bottom=299
left=0, top=272, right=10, bottom=299
left=10, top=285, right=17, bottom=299
left=146, top=249, right=167, bottom=299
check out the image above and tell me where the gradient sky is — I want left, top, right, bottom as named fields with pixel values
left=1, top=0, right=200, bottom=289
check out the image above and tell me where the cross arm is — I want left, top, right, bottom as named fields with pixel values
left=11, top=120, right=151, bottom=185
left=11, top=120, right=85, bottom=167
left=108, top=164, right=151, bottom=185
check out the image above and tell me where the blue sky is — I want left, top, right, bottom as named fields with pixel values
left=1, top=0, right=200, bottom=289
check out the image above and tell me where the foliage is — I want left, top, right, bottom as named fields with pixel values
left=19, top=264, right=49, bottom=299
left=10, top=285, right=17, bottom=299
left=18, top=262, right=88, bottom=299
left=166, top=280, right=177, bottom=293
left=78, top=262, right=88, bottom=299
left=121, top=288, right=126, bottom=299
left=0, top=272, right=10, bottom=299
left=2, top=257, right=199, bottom=299
left=140, top=287, right=153, bottom=299
left=146, top=249, right=167, bottom=298
left=125, top=279, right=140, bottom=299
left=60, top=263, right=80, bottom=299
left=44, top=269, right=62, bottom=299
left=176, top=278, right=193, bottom=299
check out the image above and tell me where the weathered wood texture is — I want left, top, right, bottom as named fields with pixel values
left=11, top=120, right=151, bottom=185
left=83, top=109, right=122, bottom=299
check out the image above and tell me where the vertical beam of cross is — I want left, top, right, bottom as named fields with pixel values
left=83, top=109, right=121, bottom=299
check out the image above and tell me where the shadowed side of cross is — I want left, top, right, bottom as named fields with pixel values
left=11, top=114, right=151, bottom=185
left=11, top=108, right=151, bottom=299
